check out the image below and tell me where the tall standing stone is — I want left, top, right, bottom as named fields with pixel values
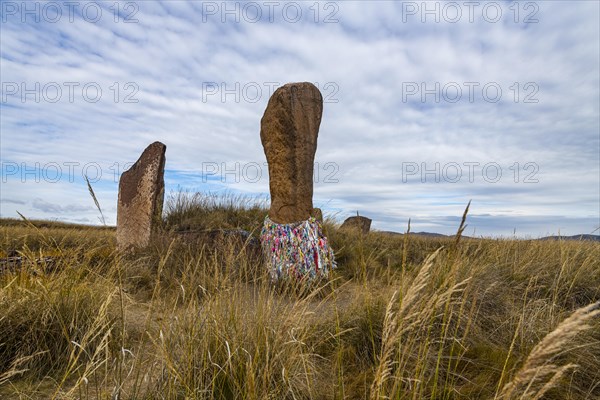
left=260, top=82, right=323, bottom=224
left=117, top=141, right=166, bottom=250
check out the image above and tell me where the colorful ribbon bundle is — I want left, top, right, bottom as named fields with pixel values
left=260, top=216, right=336, bottom=282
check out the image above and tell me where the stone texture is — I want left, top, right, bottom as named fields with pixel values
left=260, top=82, right=323, bottom=224
left=311, top=207, right=323, bottom=222
left=340, top=216, right=372, bottom=234
left=117, top=141, right=166, bottom=250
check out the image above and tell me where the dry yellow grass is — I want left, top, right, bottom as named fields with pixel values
left=0, top=194, right=598, bottom=399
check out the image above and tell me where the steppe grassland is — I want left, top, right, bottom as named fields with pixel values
left=0, top=193, right=598, bottom=399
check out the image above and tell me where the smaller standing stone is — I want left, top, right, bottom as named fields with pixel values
left=117, top=141, right=166, bottom=250
left=340, top=216, right=372, bottom=234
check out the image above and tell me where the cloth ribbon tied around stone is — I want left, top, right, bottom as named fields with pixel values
left=260, top=216, right=336, bottom=282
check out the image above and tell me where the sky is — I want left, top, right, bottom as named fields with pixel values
left=1, top=0, right=599, bottom=237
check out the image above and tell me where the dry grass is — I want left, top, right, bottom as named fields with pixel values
left=0, top=193, right=599, bottom=399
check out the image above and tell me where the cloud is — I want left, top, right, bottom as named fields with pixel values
left=1, top=0, right=598, bottom=236
left=1, top=198, right=26, bottom=205
left=31, top=198, right=92, bottom=214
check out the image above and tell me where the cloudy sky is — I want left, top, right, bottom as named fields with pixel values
left=1, top=0, right=599, bottom=237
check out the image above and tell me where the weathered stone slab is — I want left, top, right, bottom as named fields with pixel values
left=117, top=141, right=166, bottom=250
left=340, top=216, right=372, bottom=234
left=260, top=82, right=323, bottom=224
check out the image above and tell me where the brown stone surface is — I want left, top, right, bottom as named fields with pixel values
left=260, top=82, right=323, bottom=224
left=340, top=216, right=372, bottom=234
left=117, top=141, right=166, bottom=250
left=311, top=207, right=323, bottom=222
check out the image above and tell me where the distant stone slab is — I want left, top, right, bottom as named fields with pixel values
left=260, top=82, right=323, bottom=224
left=117, top=141, right=166, bottom=250
left=340, top=216, right=372, bottom=234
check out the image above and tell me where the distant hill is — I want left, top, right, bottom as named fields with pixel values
left=0, top=218, right=115, bottom=230
left=377, top=231, right=471, bottom=239
left=412, top=231, right=453, bottom=238
left=538, top=234, right=600, bottom=242
left=377, top=230, right=599, bottom=242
